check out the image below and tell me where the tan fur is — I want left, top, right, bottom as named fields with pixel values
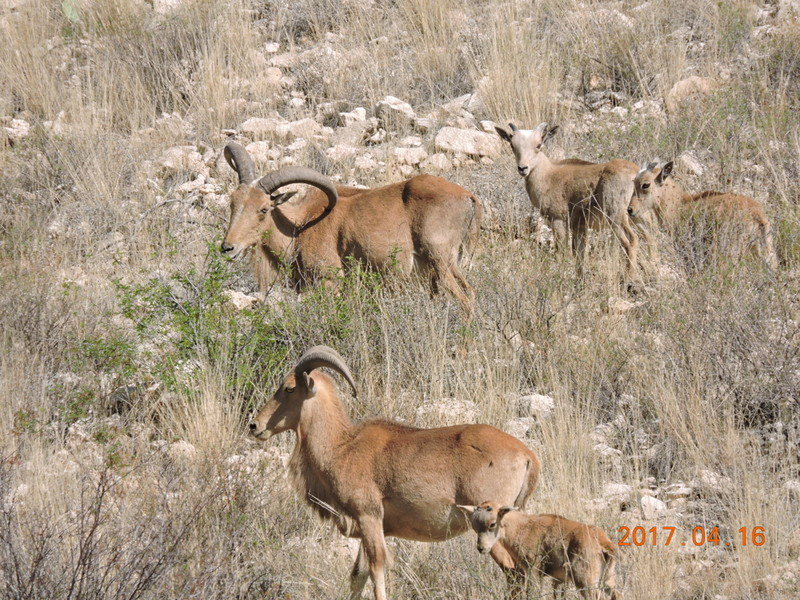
left=628, top=161, right=778, bottom=269
left=496, top=123, right=641, bottom=281
left=459, top=502, right=621, bottom=600
left=223, top=174, right=482, bottom=311
left=250, top=360, right=540, bottom=600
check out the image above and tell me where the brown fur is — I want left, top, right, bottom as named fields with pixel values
left=459, top=502, right=621, bottom=600
left=250, top=365, right=540, bottom=600
left=628, top=162, right=778, bottom=269
left=224, top=174, right=482, bottom=311
left=496, top=123, right=641, bottom=281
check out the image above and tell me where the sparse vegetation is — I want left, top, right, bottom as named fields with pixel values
left=1, top=0, right=798, bottom=599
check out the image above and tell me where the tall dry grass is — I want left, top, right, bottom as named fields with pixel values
left=1, top=0, right=799, bottom=598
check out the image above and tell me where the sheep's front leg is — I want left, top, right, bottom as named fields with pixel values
left=550, top=218, right=569, bottom=252
left=611, top=215, right=640, bottom=286
left=347, top=543, right=370, bottom=600
left=358, top=517, right=389, bottom=600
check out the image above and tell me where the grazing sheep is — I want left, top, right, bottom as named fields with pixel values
left=459, top=502, right=621, bottom=600
left=221, top=143, right=481, bottom=311
left=495, top=123, right=641, bottom=283
left=628, top=160, right=778, bottom=269
left=249, top=346, right=541, bottom=600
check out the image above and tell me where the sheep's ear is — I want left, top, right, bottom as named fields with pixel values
left=457, top=504, right=477, bottom=517
left=656, top=161, right=674, bottom=183
left=497, top=506, right=518, bottom=521
left=302, top=372, right=317, bottom=396
left=542, top=125, right=559, bottom=145
left=495, top=126, right=512, bottom=143
left=272, top=191, right=298, bottom=206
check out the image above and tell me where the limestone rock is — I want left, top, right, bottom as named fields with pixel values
left=434, top=127, right=502, bottom=158
left=392, top=146, right=427, bottom=166
left=159, top=145, right=208, bottom=176
left=666, top=76, right=717, bottom=113
left=420, top=153, right=452, bottom=171
left=640, top=495, right=668, bottom=519
left=519, top=393, right=555, bottom=418
left=375, top=96, right=416, bottom=129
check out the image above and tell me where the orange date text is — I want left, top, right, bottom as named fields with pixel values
left=617, top=526, right=765, bottom=547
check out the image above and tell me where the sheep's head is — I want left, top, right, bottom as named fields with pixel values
left=457, top=501, right=517, bottom=554
left=221, top=143, right=338, bottom=259
left=495, top=122, right=559, bottom=177
left=628, top=160, right=673, bottom=220
left=249, top=345, right=357, bottom=440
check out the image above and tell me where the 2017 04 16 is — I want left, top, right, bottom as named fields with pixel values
left=617, top=526, right=765, bottom=547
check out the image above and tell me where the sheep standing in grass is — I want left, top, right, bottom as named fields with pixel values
left=628, top=160, right=778, bottom=269
left=459, top=502, right=621, bottom=600
left=495, top=122, right=641, bottom=284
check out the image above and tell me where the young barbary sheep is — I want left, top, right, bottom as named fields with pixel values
left=221, top=143, right=481, bottom=311
left=249, top=346, right=541, bottom=600
left=627, top=160, right=778, bottom=269
left=458, top=502, right=621, bottom=600
left=495, top=122, right=641, bottom=282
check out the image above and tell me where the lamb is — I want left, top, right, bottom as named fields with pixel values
left=627, top=160, right=778, bottom=269
left=495, top=123, right=641, bottom=282
left=458, top=502, right=620, bottom=600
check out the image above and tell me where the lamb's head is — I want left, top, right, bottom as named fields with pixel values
left=458, top=501, right=517, bottom=554
left=221, top=143, right=338, bottom=259
left=628, top=160, right=674, bottom=220
left=249, top=345, right=357, bottom=440
left=495, top=122, right=559, bottom=177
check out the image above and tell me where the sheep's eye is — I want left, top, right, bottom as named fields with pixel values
left=259, top=207, right=270, bottom=214
left=284, top=386, right=295, bottom=394
left=641, top=183, right=651, bottom=190
left=489, top=523, right=497, bottom=529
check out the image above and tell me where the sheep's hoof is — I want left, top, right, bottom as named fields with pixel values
left=626, top=279, right=646, bottom=296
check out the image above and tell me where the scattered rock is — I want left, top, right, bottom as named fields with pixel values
left=504, top=417, right=536, bottom=440
left=223, top=290, right=259, bottom=310
left=434, top=127, right=502, bottom=158
left=375, top=96, right=416, bottom=130
left=640, top=495, right=668, bottom=519
left=415, top=398, right=477, bottom=424
left=607, top=296, right=637, bottom=315
left=664, top=482, right=694, bottom=500
left=338, top=107, right=367, bottom=126
left=240, top=116, right=287, bottom=137
left=4, top=118, right=30, bottom=143
left=519, top=393, right=555, bottom=418
left=665, top=76, right=717, bottom=114
left=159, top=145, right=208, bottom=176
left=245, top=140, right=281, bottom=164
left=603, top=482, right=634, bottom=502
left=420, top=153, right=452, bottom=171
left=678, top=152, right=704, bottom=176
left=168, top=440, right=197, bottom=462
left=354, top=154, right=379, bottom=171
left=392, top=146, right=427, bottom=166
left=326, top=144, right=359, bottom=162
left=331, top=119, right=372, bottom=147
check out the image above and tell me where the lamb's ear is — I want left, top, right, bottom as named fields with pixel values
left=457, top=504, right=477, bottom=517
left=656, top=160, right=674, bottom=183
left=497, top=506, right=518, bottom=521
left=542, top=125, right=559, bottom=145
left=495, top=126, right=512, bottom=143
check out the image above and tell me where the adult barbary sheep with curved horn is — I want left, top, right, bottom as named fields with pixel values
left=249, top=346, right=541, bottom=600
left=220, top=142, right=481, bottom=311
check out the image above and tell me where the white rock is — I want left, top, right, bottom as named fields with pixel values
left=479, top=120, right=496, bottom=134
left=264, top=42, right=280, bottom=53
left=664, top=482, right=693, bottom=500
left=338, top=107, right=367, bottom=126
left=223, top=290, right=259, bottom=310
left=176, top=175, right=206, bottom=194
left=168, top=440, right=197, bottom=462
left=392, top=146, right=427, bottom=166
left=5, top=118, right=30, bottom=143
left=326, top=144, right=359, bottom=162
left=159, top=145, right=207, bottom=175
left=602, top=483, right=633, bottom=501
left=678, top=152, right=704, bottom=176
left=519, top=393, right=555, bottom=417
left=416, top=398, right=477, bottom=424
left=263, top=66, right=284, bottom=87
left=245, top=140, right=274, bottom=163
left=151, top=0, right=182, bottom=14
left=640, top=495, right=667, bottom=519
left=240, top=116, right=287, bottom=136
left=420, top=153, right=452, bottom=171
left=375, top=96, right=416, bottom=129
left=399, top=135, right=422, bottom=147
left=434, top=127, right=502, bottom=158
left=666, top=76, right=717, bottom=113
left=607, top=296, right=637, bottom=315
left=354, top=155, right=378, bottom=171
left=783, top=479, right=800, bottom=499
left=505, top=417, right=536, bottom=440
left=331, top=119, right=372, bottom=146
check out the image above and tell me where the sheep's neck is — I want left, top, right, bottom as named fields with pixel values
left=523, top=153, right=555, bottom=209
left=501, top=514, right=542, bottom=566
left=296, top=393, right=353, bottom=469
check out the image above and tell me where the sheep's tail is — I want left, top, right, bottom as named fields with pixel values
left=460, top=193, right=482, bottom=266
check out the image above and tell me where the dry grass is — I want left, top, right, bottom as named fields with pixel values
left=1, top=0, right=799, bottom=598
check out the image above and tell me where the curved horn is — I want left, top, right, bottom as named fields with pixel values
left=294, top=345, right=357, bottom=397
left=224, top=142, right=257, bottom=185
left=257, top=167, right=338, bottom=213
left=534, top=122, right=548, bottom=134
left=508, top=122, right=519, bottom=132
